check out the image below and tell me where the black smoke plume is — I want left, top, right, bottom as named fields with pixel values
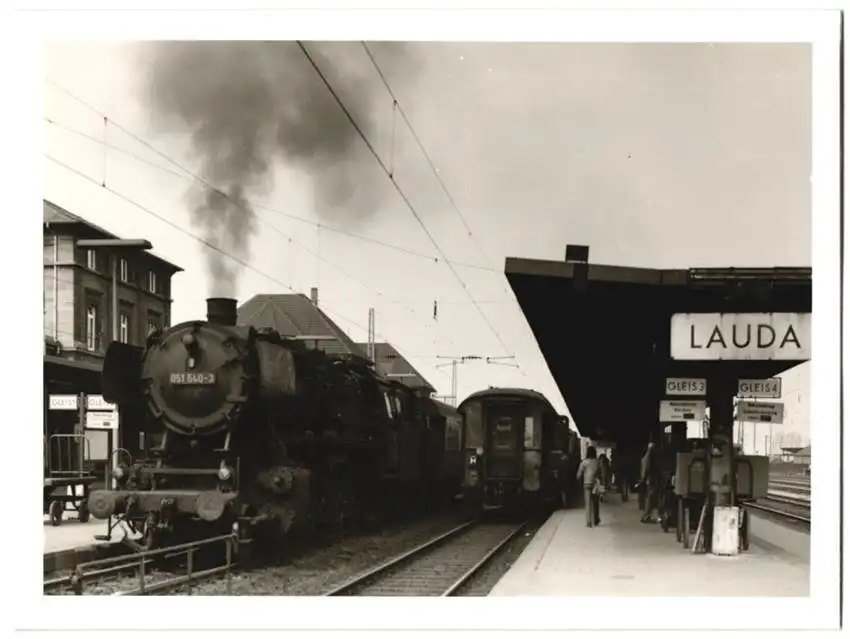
left=137, top=41, right=418, bottom=295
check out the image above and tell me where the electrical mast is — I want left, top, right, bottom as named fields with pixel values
left=435, top=355, right=519, bottom=406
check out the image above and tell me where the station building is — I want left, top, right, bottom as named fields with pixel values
left=43, top=200, right=183, bottom=474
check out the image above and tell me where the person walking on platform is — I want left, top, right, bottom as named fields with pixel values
left=612, top=449, right=630, bottom=502
left=576, top=446, right=601, bottom=527
left=598, top=453, right=610, bottom=502
left=637, top=447, right=648, bottom=511
left=641, top=442, right=660, bottom=524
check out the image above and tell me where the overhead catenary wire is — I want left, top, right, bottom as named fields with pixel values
left=45, top=153, right=450, bottom=384
left=360, top=42, right=496, bottom=273
left=42, top=109, right=500, bottom=274
left=45, top=69, right=546, bottom=389
left=42, top=91, right=465, bottom=356
left=43, top=126, right=461, bottom=358
left=295, top=41, right=517, bottom=361
left=360, top=42, right=536, bottom=377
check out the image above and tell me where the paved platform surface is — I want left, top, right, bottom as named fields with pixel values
left=489, top=498, right=809, bottom=597
left=43, top=517, right=112, bottom=554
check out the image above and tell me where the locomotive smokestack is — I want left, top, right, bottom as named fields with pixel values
left=207, top=297, right=238, bottom=326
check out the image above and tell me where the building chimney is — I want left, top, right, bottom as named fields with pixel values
left=565, top=244, right=590, bottom=264
left=310, top=287, right=319, bottom=306
left=206, top=297, right=238, bottom=326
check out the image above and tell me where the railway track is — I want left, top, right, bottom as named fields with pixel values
left=323, top=520, right=526, bottom=596
left=44, top=533, right=238, bottom=596
left=745, top=478, right=811, bottom=525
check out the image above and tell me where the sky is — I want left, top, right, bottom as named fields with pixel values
left=43, top=41, right=813, bottom=427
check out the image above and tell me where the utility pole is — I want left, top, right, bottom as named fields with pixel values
left=435, top=355, right=519, bottom=406
left=367, top=307, right=376, bottom=362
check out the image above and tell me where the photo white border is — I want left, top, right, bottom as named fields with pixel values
left=8, top=4, right=841, bottom=633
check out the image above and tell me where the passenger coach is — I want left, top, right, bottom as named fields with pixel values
left=458, top=388, right=580, bottom=515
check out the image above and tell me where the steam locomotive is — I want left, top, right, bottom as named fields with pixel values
left=458, top=388, right=581, bottom=515
left=87, top=298, right=465, bottom=550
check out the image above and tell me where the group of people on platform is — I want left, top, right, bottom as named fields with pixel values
left=575, top=440, right=665, bottom=528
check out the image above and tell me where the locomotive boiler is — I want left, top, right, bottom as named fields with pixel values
left=458, top=388, right=581, bottom=515
left=87, top=297, right=454, bottom=550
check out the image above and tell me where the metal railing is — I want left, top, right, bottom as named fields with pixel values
left=45, top=434, right=91, bottom=479
left=69, top=533, right=238, bottom=596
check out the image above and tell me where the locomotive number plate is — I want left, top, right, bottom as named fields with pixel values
left=169, top=372, right=216, bottom=385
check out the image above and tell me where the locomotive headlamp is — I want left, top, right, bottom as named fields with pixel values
left=218, top=465, right=233, bottom=481
left=113, top=465, right=125, bottom=480
left=182, top=333, right=199, bottom=369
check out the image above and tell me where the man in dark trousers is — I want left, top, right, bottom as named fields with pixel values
left=641, top=441, right=660, bottom=523
left=612, top=448, right=632, bottom=502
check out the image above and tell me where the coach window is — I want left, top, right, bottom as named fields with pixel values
left=494, top=418, right=514, bottom=450
left=464, top=403, right=483, bottom=449
left=524, top=415, right=541, bottom=450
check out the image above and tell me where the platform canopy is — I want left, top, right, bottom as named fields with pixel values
left=505, top=255, right=812, bottom=447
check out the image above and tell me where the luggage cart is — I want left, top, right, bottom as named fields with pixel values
left=43, top=434, right=96, bottom=527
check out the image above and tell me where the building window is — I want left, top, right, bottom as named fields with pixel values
left=86, top=249, right=97, bottom=271
left=148, top=270, right=157, bottom=294
left=86, top=305, right=98, bottom=351
left=119, top=313, right=129, bottom=343
left=119, top=258, right=129, bottom=282
left=147, top=310, right=163, bottom=337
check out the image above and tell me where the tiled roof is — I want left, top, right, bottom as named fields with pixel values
left=237, top=294, right=366, bottom=357
left=357, top=342, right=436, bottom=393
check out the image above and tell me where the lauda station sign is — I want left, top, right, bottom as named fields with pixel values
left=669, top=313, right=811, bottom=361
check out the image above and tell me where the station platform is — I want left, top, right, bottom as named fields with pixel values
left=43, top=517, right=112, bottom=554
left=489, top=497, right=809, bottom=597
left=43, top=516, right=143, bottom=575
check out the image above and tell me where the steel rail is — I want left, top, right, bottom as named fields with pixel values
left=323, top=520, right=478, bottom=596
left=43, top=558, right=156, bottom=592
left=44, top=533, right=238, bottom=596
left=439, top=522, right=527, bottom=596
left=111, top=561, right=237, bottom=596
left=745, top=501, right=811, bottom=524
left=324, top=520, right=526, bottom=597
left=764, top=494, right=811, bottom=508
